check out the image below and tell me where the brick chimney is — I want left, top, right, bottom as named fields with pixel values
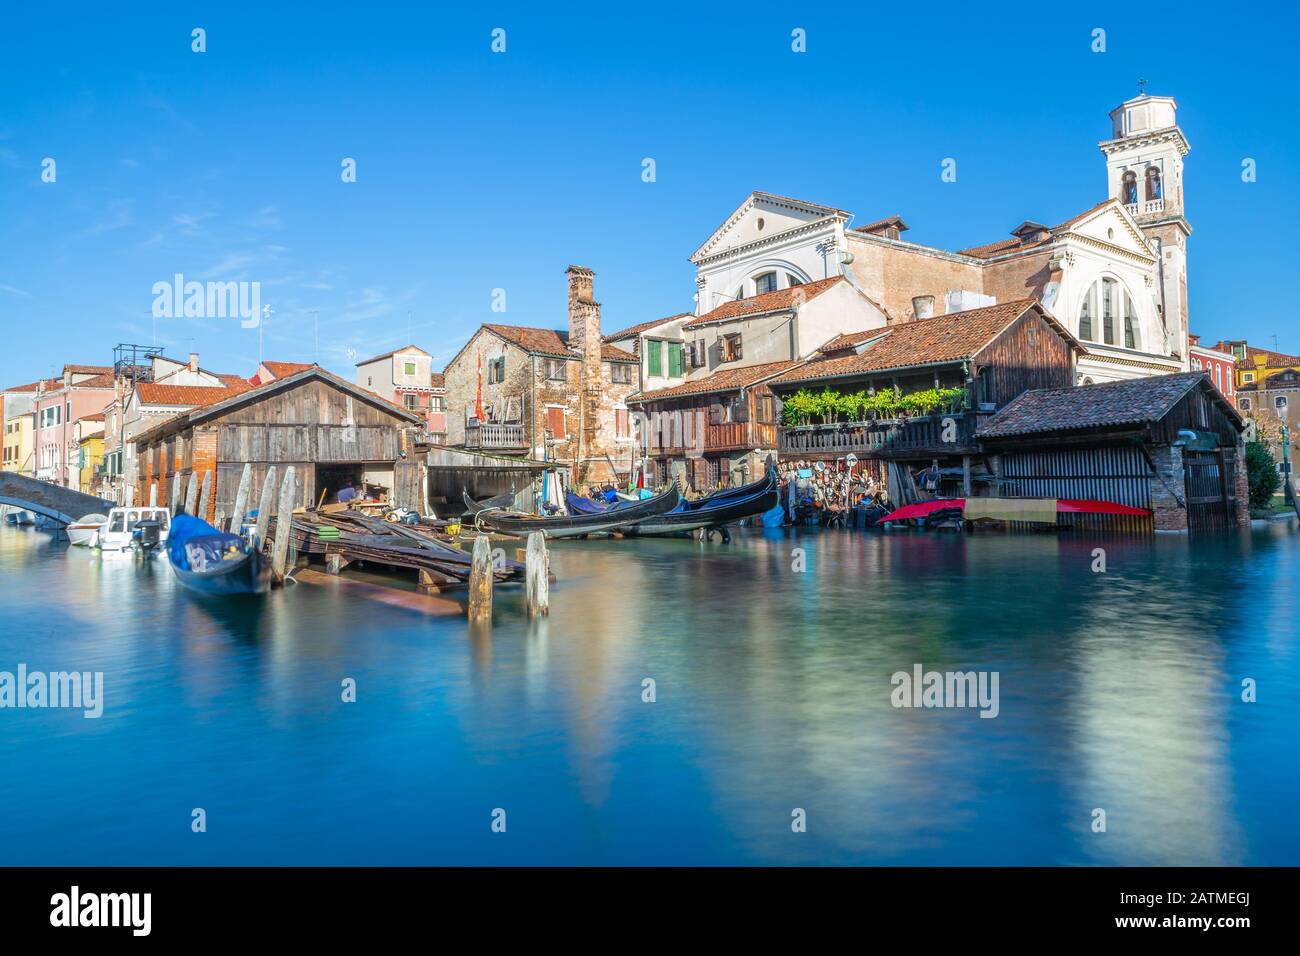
left=566, top=265, right=600, bottom=355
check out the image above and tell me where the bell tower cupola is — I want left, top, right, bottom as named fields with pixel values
left=1099, top=89, right=1190, bottom=222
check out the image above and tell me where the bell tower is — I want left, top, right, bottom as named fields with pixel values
left=1099, top=89, right=1192, bottom=366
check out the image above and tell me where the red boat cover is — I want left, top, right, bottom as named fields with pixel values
left=879, top=498, right=1151, bottom=522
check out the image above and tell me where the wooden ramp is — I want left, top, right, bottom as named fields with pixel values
left=0, top=473, right=115, bottom=526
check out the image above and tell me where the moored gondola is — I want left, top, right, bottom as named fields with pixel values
left=470, top=484, right=681, bottom=538
left=627, top=473, right=780, bottom=536
left=166, top=513, right=271, bottom=596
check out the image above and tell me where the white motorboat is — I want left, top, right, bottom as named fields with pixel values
left=66, top=513, right=109, bottom=547
left=95, top=506, right=171, bottom=552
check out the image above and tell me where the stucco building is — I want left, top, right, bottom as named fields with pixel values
left=442, top=266, right=639, bottom=485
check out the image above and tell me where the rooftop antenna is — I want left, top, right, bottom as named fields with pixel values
left=1138, top=78, right=1147, bottom=96
left=309, top=309, right=320, bottom=363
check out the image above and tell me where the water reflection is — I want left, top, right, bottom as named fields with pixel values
left=0, top=518, right=1297, bottom=865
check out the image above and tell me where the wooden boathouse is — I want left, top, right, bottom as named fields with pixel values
left=976, top=372, right=1248, bottom=533
left=131, top=367, right=426, bottom=523
left=769, top=299, right=1080, bottom=493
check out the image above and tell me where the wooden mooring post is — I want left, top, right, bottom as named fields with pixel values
left=198, top=471, right=212, bottom=523
left=271, top=466, right=296, bottom=582
left=525, top=531, right=548, bottom=617
left=148, top=484, right=157, bottom=507
left=184, top=472, right=200, bottom=516
left=229, top=463, right=252, bottom=534
left=170, top=472, right=183, bottom=515
left=468, top=535, right=493, bottom=624
left=254, top=465, right=277, bottom=548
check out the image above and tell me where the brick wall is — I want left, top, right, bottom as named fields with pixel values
left=1149, top=443, right=1188, bottom=532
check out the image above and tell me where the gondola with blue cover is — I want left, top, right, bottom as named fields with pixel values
left=166, top=513, right=271, bottom=596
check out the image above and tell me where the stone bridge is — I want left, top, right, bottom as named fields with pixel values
left=0, top=473, right=116, bottom=526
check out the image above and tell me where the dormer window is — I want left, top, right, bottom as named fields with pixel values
left=754, top=272, right=777, bottom=295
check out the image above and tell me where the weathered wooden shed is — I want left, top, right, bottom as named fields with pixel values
left=132, top=367, right=426, bottom=523
left=976, top=372, right=1248, bottom=533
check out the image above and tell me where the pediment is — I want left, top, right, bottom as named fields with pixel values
left=1060, top=202, right=1155, bottom=259
left=691, top=192, right=849, bottom=262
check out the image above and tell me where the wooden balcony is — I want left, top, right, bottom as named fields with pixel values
left=463, top=423, right=528, bottom=451
left=703, top=421, right=776, bottom=452
left=779, top=411, right=991, bottom=459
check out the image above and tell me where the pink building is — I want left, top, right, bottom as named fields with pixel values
left=33, top=365, right=115, bottom=487
left=1189, top=334, right=1238, bottom=407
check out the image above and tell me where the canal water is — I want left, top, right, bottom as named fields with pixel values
left=1, top=520, right=1297, bottom=866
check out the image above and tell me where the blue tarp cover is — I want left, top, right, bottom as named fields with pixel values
left=167, top=514, right=247, bottom=572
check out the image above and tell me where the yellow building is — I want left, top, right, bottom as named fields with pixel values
left=73, top=415, right=105, bottom=494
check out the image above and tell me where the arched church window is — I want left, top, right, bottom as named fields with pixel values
left=1101, top=278, right=1116, bottom=345
left=1121, top=171, right=1138, bottom=205
left=754, top=272, right=777, bottom=295
left=1079, top=277, right=1140, bottom=350
left=1145, top=167, right=1162, bottom=201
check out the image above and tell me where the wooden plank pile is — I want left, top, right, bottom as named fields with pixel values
left=269, top=510, right=526, bottom=591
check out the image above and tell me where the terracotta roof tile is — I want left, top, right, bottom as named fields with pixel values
left=771, top=299, right=1050, bottom=386
left=72, top=372, right=116, bottom=389
left=136, top=380, right=253, bottom=407
left=684, top=276, right=845, bottom=330
left=482, top=324, right=637, bottom=363
left=260, top=361, right=314, bottom=379
left=957, top=199, right=1117, bottom=259
left=627, top=361, right=801, bottom=404
left=430, top=372, right=445, bottom=389
left=601, top=343, right=637, bottom=363
left=4, top=378, right=60, bottom=393
left=64, top=364, right=113, bottom=376
left=977, top=372, right=1231, bottom=438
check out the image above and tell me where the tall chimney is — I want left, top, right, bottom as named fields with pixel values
left=566, top=264, right=602, bottom=478
left=189, top=352, right=200, bottom=372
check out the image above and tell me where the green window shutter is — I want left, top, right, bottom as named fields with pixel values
left=669, top=343, right=683, bottom=377
left=647, top=340, right=663, bottom=376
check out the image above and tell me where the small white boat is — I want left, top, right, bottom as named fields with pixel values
left=5, top=508, right=35, bottom=526
left=66, top=513, right=109, bottom=547
left=95, top=506, right=171, bottom=552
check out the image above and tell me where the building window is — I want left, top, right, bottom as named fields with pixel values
left=1121, top=170, right=1138, bottom=205
left=488, top=356, right=506, bottom=384
left=1277, top=396, right=1289, bottom=411
left=543, top=358, right=566, bottom=381
left=721, top=333, right=743, bottom=362
left=689, top=340, right=706, bottom=368
left=610, top=362, right=633, bottom=384
left=1101, top=278, right=1116, bottom=345
left=1079, top=288, right=1094, bottom=341
left=430, top=395, right=445, bottom=412
left=787, top=274, right=803, bottom=287
left=754, top=272, right=777, bottom=295
left=912, top=296, right=935, bottom=319
left=403, top=361, right=416, bottom=376
left=546, top=406, right=567, bottom=440
left=615, top=407, right=629, bottom=438
left=403, top=393, right=421, bottom=411
left=1243, top=372, right=1255, bottom=382
left=1123, top=297, right=1139, bottom=349
left=646, top=340, right=663, bottom=376
left=1145, top=166, right=1162, bottom=201
left=758, top=394, right=775, bottom=423
left=1240, top=397, right=1252, bottom=411
left=734, top=286, right=743, bottom=301
left=668, top=342, right=684, bottom=377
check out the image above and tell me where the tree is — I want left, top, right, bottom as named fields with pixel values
left=1246, top=440, right=1281, bottom=512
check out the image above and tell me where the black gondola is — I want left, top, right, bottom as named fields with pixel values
left=626, top=474, right=780, bottom=536
left=467, top=484, right=681, bottom=538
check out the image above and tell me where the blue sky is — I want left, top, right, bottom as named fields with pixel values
left=2, top=2, right=1298, bottom=387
